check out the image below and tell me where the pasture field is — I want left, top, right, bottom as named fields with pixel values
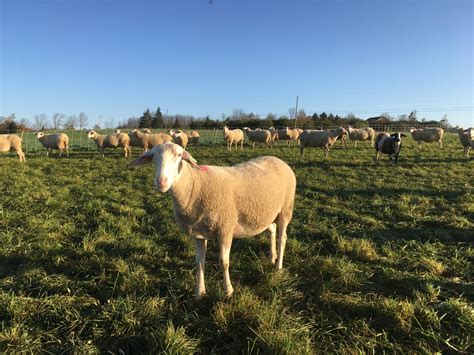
left=0, top=133, right=473, bottom=353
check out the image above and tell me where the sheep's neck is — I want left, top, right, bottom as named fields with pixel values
left=169, top=162, right=200, bottom=214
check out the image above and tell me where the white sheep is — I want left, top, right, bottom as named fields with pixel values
left=223, top=126, right=244, bottom=151
left=129, top=129, right=172, bottom=152
left=458, top=127, right=474, bottom=156
left=409, top=127, right=444, bottom=148
left=87, top=130, right=131, bottom=157
left=347, top=126, right=375, bottom=147
left=186, top=130, right=200, bottom=145
left=170, top=130, right=189, bottom=149
left=299, top=127, right=347, bottom=157
left=131, top=142, right=296, bottom=298
left=35, top=132, right=69, bottom=157
left=243, top=127, right=272, bottom=148
left=268, top=127, right=279, bottom=145
left=0, top=134, right=26, bottom=162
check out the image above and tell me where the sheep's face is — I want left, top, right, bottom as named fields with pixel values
left=35, top=132, right=45, bottom=138
left=87, top=131, right=97, bottom=139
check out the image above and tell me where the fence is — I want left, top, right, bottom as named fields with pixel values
left=0, top=124, right=445, bottom=153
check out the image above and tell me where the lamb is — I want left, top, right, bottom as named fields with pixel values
left=457, top=127, right=474, bottom=156
left=170, top=130, right=189, bottom=150
left=87, top=130, right=131, bottom=157
left=0, top=134, right=26, bottom=162
left=129, top=129, right=172, bottom=152
left=35, top=132, right=69, bottom=157
left=409, top=127, right=444, bottom=148
left=131, top=142, right=296, bottom=298
left=223, top=126, right=244, bottom=151
left=243, top=127, right=272, bottom=148
left=347, top=126, right=375, bottom=147
left=375, top=132, right=406, bottom=164
left=299, top=127, right=348, bottom=157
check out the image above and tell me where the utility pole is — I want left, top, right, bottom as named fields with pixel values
left=294, top=95, right=299, bottom=128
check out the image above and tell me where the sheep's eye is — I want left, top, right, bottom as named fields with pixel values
left=177, top=153, right=182, bottom=158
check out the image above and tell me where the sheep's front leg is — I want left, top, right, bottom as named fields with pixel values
left=219, top=236, right=234, bottom=298
left=193, top=238, right=207, bottom=298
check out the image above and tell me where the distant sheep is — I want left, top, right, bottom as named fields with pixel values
left=458, top=127, right=474, bottom=156
left=347, top=126, right=375, bottom=147
left=409, top=127, right=444, bottom=148
left=186, top=130, right=200, bottom=145
left=299, top=127, right=347, bottom=157
left=170, top=130, right=189, bottom=149
left=375, top=132, right=406, bottom=164
left=268, top=127, right=279, bottom=145
left=243, top=127, right=272, bottom=148
left=0, top=134, right=26, bottom=162
left=129, top=129, right=172, bottom=152
left=87, top=130, right=131, bottom=158
left=131, top=142, right=296, bottom=298
left=35, top=132, right=69, bottom=157
left=223, top=126, right=244, bottom=151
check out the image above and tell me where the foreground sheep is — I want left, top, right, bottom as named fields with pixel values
left=0, top=134, right=26, bottom=162
left=131, top=143, right=296, bottom=298
left=170, top=130, right=189, bottom=149
left=299, top=127, right=347, bottom=157
left=347, top=126, right=375, bottom=147
left=243, top=127, right=272, bottom=148
left=458, top=127, right=474, bottom=156
left=375, top=132, right=406, bottom=164
left=409, top=127, right=444, bottom=148
left=87, top=130, right=131, bottom=157
left=223, top=126, right=244, bottom=151
left=35, top=132, right=69, bottom=157
left=129, top=129, right=172, bottom=152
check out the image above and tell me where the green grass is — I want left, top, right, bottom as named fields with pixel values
left=1, top=133, right=473, bottom=353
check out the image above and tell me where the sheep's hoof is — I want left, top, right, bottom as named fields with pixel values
left=224, top=287, right=234, bottom=299
left=195, top=291, right=206, bottom=300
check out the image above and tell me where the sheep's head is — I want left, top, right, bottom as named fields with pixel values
left=87, top=130, right=97, bottom=139
left=131, top=143, right=198, bottom=192
left=115, top=129, right=121, bottom=134
left=409, top=127, right=417, bottom=133
left=35, top=132, right=45, bottom=138
left=390, top=132, right=406, bottom=143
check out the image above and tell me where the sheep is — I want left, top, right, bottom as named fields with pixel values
left=0, top=134, right=26, bottom=162
left=223, top=126, right=244, bottom=151
left=243, top=127, right=272, bottom=148
left=131, top=142, right=296, bottom=298
left=268, top=127, right=279, bottom=145
left=170, top=130, right=189, bottom=149
left=375, top=132, right=406, bottom=164
left=347, top=126, right=375, bottom=147
left=186, top=130, right=200, bottom=145
left=129, top=129, right=172, bottom=152
left=35, top=132, right=69, bottom=157
left=87, top=130, right=131, bottom=158
left=299, top=127, right=348, bottom=157
left=458, top=127, right=474, bottom=156
left=409, top=127, right=444, bottom=148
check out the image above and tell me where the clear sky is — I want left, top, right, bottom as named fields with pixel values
left=0, top=0, right=472, bottom=128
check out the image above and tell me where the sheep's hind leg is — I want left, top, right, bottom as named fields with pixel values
left=193, top=238, right=207, bottom=298
left=268, top=223, right=277, bottom=264
left=276, top=213, right=290, bottom=270
left=219, top=236, right=234, bottom=297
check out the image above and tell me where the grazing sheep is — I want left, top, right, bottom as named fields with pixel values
left=409, top=127, right=444, bottom=148
left=129, top=129, right=172, bottom=152
left=243, top=127, right=272, bottom=148
left=375, top=132, right=406, bottom=164
left=170, top=130, right=189, bottom=149
left=0, top=134, right=26, bottom=162
left=458, top=127, right=474, bottom=156
left=299, top=127, right=348, bottom=157
left=131, top=142, right=296, bottom=298
left=223, top=126, right=244, bottom=151
left=87, top=130, right=131, bottom=158
left=186, top=130, right=200, bottom=145
left=347, top=126, right=375, bottom=147
left=35, top=132, right=69, bottom=157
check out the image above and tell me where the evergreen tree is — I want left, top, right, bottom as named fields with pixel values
left=172, top=117, right=181, bottom=129
left=139, top=109, right=153, bottom=128
left=312, top=113, right=320, bottom=121
left=152, top=107, right=164, bottom=128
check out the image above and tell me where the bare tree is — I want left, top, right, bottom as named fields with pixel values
left=33, top=114, right=49, bottom=130
left=288, top=107, right=296, bottom=119
left=104, top=118, right=115, bottom=129
left=52, top=112, right=65, bottom=129
left=64, top=115, right=78, bottom=129
left=78, top=112, right=88, bottom=130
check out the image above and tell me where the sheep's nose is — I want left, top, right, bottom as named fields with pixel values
left=158, top=177, right=168, bottom=187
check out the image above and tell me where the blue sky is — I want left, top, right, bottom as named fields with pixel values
left=0, top=0, right=472, bottom=128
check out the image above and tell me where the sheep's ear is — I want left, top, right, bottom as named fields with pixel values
left=130, top=152, right=153, bottom=167
left=182, top=150, right=199, bottom=168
